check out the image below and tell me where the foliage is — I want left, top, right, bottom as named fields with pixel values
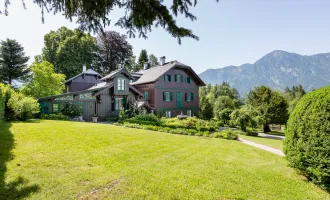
left=118, top=108, right=129, bottom=122
left=7, top=92, right=39, bottom=121
left=42, top=27, right=97, bottom=79
left=93, top=31, right=133, bottom=75
left=248, top=86, right=289, bottom=132
left=216, top=108, right=232, bottom=125
left=40, top=113, right=69, bottom=120
left=149, top=54, right=158, bottom=67
left=0, top=83, right=13, bottom=121
left=230, top=109, right=251, bottom=132
left=214, top=129, right=238, bottom=140
left=125, top=119, right=157, bottom=126
left=0, top=38, right=30, bottom=85
left=128, top=114, right=161, bottom=125
left=239, top=130, right=259, bottom=137
left=200, top=82, right=241, bottom=121
left=283, top=85, right=306, bottom=113
left=21, top=61, right=66, bottom=98
left=61, top=103, right=82, bottom=118
left=4, top=0, right=214, bottom=43
left=126, top=100, right=140, bottom=118
left=137, top=49, right=148, bottom=71
left=284, top=86, right=330, bottom=190
left=199, top=96, right=213, bottom=120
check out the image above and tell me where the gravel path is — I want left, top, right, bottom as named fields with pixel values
left=258, top=133, right=285, bottom=140
left=238, top=138, right=285, bottom=157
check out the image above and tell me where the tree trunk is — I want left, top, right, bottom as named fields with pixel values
left=263, top=124, right=270, bottom=133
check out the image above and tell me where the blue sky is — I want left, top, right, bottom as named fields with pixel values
left=1, top=0, right=330, bottom=74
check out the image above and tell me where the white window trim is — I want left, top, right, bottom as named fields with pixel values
left=187, top=110, right=192, bottom=117
left=117, top=78, right=125, bottom=91
left=115, top=98, right=123, bottom=110
left=186, top=93, right=192, bottom=101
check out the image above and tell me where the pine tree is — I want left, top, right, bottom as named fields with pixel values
left=149, top=54, right=158, bottom=67
left=137, top=49, right=148, bottom=71
left=0, top=39, right=30, bottom=85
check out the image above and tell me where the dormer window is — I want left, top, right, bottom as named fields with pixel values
left=117, top=78, right=126, bottom=91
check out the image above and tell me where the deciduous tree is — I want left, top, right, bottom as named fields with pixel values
left=22, top=61, right=66, bottom=98
left=42, top=27, right=96, bottom=79
left=93, top=31, right=133, bottom=75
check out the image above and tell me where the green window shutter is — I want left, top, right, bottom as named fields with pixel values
left=185, top=93, right=188, bottom=101
left=163, top=92, right=166, bottom=101
left=174, top=74, right=177, bottom=82
left=180, top=75, right=183, bottom=82
left=164, top=75, right=167, bottom=82
left=124, top=79, right=126, bottom=91
left=169, top=75, right=171, bottom=82
left=191, top=93, right=194, bottom=101
left=170, top=92, right=173, bottom=101
left=144, top=91, right=149, bottom=100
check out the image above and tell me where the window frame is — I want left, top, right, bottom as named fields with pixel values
left=115, top=98, right=123, bottom=111
left=186, top=77, right=191, bottom=84
left=187, top=110, right=192, bottom=116
left=117, top=78, right=126, bottom=91
left=185, top=93, right=194, bottom=102
left=163, top=92, right=172, bottom=102
left=166, top=111, right=171, bottom=118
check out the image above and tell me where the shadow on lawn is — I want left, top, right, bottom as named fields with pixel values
left=0, top=122, right=40, bottom=200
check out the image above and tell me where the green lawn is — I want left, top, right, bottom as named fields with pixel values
left=239, top=134, right=284, bottom=150
left=0, top=120, right=328, bottom=200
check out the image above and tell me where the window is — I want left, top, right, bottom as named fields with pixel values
left=175, top=74, right=183, bottom=82
left=117, top=78, right=126, bottom=91
left=144, top=91, right=149, bottom=100
left=166, top=111, right=171, bottom=118
left=163, top=92, right=173, bottom=102
left=186, top=77, right=192, bottom=83
left=53, top=104, right=59, bottom=113
left=187, top=110, right=192, bottom=117
left=164, top=74, right=172, bottom=82
left=185, top=93, right=194, bottom=101
left=142, top=109, right=147, bottom=115
left=115, top=98, right=123, bottom=110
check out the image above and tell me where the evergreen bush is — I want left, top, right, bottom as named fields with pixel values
left=284, top=86, right=330, bottom=190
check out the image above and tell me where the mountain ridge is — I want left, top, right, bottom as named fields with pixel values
left=199, top=50, right=330, bottom=95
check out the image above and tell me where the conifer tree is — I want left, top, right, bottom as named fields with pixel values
left=0, top=39, right=29, bottom=85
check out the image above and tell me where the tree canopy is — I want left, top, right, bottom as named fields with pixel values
left=2, top=0, right=218, bottom=44
left=93, top=31, right=133, bottom=75
left=0, top=39, right=30, bottom=85
left=42, top=27, right=97, bottom=79
left=137, top=49, right=148, bottom=71
left=21, top=61, right=66, bottom=98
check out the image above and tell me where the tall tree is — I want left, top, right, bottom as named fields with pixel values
left=4, top=1, right=217, bottom=43
left=21, top=61, right=66, bottom=98
left=248, top=86, right=288, bottom=132
left=42, top=27, right=97, bottom=79
left=93, top=31, right=133, bottom=75
left=0, top=39, right=29, bottom=85
left=149, top=54, right=158, bottom=67
left=137, top=49, right=148, bottom=71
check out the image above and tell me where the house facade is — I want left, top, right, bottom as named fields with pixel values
left=38, top=58, right=205, bottom=121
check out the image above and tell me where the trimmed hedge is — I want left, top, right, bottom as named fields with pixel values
left=284, top=86, right=330, bottom=190
left=40, top=113, right=70, bottom=120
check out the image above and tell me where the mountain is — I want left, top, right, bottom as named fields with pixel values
left=199, top=50, right=330, bottom=95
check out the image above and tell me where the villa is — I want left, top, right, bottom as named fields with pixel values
left=38, top=57, right=205, bottom=121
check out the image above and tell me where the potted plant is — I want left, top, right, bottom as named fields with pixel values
left=92, top=114, right=98, bottom=123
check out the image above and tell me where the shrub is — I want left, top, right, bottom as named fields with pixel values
left=0, top=83, right=13, bottom=121
left=40, top=113, right=69, bottom=120
left=129, top=114, right=161, bottom=125
left=238, top=130, right=258, bottom=137
left=219, top=129, right=238, bottom=140
left=123, top=123, right=142, bottom=129
left=142, top=124, right=159, bottom=131
left=7, top=92, right=40, bottom=121
left=169, top=128, right=186, bottom=135
left=106, top=116, right=118, bottom=122
left=125, top=119, right=157, bottom=126
left=284, top=86, right=330, bottom=190
left=61, top=103, right=82, bottom=118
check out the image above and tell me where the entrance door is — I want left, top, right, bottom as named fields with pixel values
left=176, top=92, right=182, bottom=108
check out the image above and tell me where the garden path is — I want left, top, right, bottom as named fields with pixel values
left=238, top=138, right=285, bottom=157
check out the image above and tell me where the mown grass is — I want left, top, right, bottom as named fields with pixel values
left=239, top=134, right=284, bottom=150
left=0, top=120, right=328, bottom=199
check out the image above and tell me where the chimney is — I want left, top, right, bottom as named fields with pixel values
left=144, top=62, right=149, bottom=70
left=160, top=56, right=166, bottom=65
left=82, top=65, right=86, bottom=72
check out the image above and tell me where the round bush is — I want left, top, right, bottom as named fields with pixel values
left=284, top=86, right=330, bottom=190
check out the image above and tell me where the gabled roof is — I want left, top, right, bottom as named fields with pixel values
left=65, top=69, right=102, bottom=84
left=130, top=61, right=205, bottom=86
left=101, top=68, right=134, bottom=81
